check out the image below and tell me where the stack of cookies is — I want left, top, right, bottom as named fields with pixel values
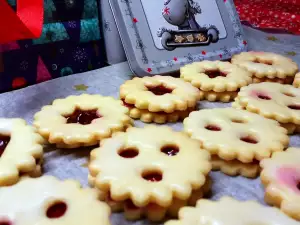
left=120, top=75, right=200, bottom=124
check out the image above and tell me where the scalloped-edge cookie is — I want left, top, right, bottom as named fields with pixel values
left=253, top=76, right=294, bottom=84
left=233, top=82, right=300, bottom=127
left=89, top=125, right=211, bottom=221
left=164, top=196, right=299, bottom=225
left=260, top=147, right=300, bottom=220
left=0, top=176, right=111, bottom=224
left=232, top=51, right=299, bottom=80
left=89, top=174, right=211, bottom=221
left=0, top=118, right=44, bottom=186
left=122, top=100, right=194, bottom=124
left=211, top=156, right=260, bottom=178
left=180, top=60, right=252, bottom=92
left=33, top=94, right=133, bottom=148
left=199, top=90, right=237, bottom=102
left=293, top=72, right=300, bottom=88
left=120, top=76, right=201, bottom=113
left=183, top=108, right=289, bottom=163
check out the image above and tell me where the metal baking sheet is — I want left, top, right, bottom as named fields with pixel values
left=0, top=26, right=300, bottom=224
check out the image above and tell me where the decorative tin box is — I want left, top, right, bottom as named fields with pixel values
left=109, top=0, right=247, bottom=76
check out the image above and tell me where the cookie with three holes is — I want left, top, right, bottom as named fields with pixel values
left=88, top=125, right=211, bottom=221
left=164, top=197, right=299, bottom=225
left=0, top=118, right=44, bottom=186
left=232, top=51, right=298, bottom=83
left=33, top=94, right=132, bottom=148
left=183, top=108, right=289, bottom=178
left=120, top=76, right=200, bottom=123
left=0, top=176, right=111, bottom=225
left=260, top=148, right=300, bottom=221
left=180, top=60, right=252, bottom=102
left=233, top=82, right=300, bottom=134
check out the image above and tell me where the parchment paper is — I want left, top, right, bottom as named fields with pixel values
left=0, top=26, right=300, bottom=224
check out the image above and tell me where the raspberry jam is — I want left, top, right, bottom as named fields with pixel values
left=288, top=105, right=300, bottom=110
left=161, top=145, right=179, bottom=156
left=122, top=99, right=134, bottom=108
left=205, top=70, right=227, bottom=78
left=0, top=135, right=10, bottom=157
left=119, top=148, right=139, bottom=158
left=125, top=200, right=139, bottom=210
left=46, top=202, right=67, bottom=218
left=65, top=109, right=100, bottom=125
left=240, top=136, right=258, bottom=144
left=146, top=85, right=173, bottom=96
left=142, top=171, right=163, bottom=182
left=0, top=221, right=11, bottom=225
left=205, top=125, right=222, bottom=131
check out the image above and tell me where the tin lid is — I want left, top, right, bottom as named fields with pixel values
left=109, top=0, right=247, bottom=76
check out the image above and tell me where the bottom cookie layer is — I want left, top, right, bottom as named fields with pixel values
left=211, top=156, right=260, bottom=178
left=199, top=90, right=237, bottom=102
left=253, top=76, right=294, bottom=84
left=88, top=175, right=211, bottom=222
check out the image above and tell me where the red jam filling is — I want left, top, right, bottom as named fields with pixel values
left=146, top=85, right=173, bottom=96
left=250, top=90, right=272, bottom=100
left=240, top=135, right=258, bottom=144
left=125, top=200, right=139, bottom=210
left=122, top=99, right=134, bottom=108
left=118, top=148, right=139, bottom=158
left=276, top=167, right=300, bottom=193
left=46, top=202, right=67, bottom=218
left=0, top=221, right=11, bottom=225
left=205, top=125, right=222, bottom=131
left=161, top=145, right=179, bottom=156
left=288, top=105, right=300, bottom=110
left=65, top=109, right=100, bottom=125
left=205, top=70, right=227, bottom=79
left=142, top=171, right=163, bottom=182
left=0, top=135, right=10, bottom=157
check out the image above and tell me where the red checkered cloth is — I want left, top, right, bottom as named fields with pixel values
left=234, top=0, right=300, bottom=35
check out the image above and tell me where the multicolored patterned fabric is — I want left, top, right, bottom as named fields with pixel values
left=0, top=0, right=105, bottom=92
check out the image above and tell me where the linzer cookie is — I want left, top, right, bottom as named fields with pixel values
left=231, top=52, right=298, bottom=84
left=89, top=126, right=211, bottom=221
left=293, top=72, right=300, bottom=88
left=33, top=94, right=132, bottom=148
left=260, top=148, right=300, bottom=221
left=0, top=118, right=44, bottom=186
left=183, top=108, right=289, bottom=178
left=164, top=197, right=299, bottom=225
left=233, top=82, right=300, bottom=134
left=180, top=61, right=252, bottom=102
left=0, top=176, right=111, bottom=224
left=120, top=76, right=200, bottom=123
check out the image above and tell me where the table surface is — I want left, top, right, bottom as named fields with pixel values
left=1, top=26, right=300, bottom=224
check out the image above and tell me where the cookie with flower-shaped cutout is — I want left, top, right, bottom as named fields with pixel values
left=180, top=60, right=252, bottom=93
left=0, top=176, right=111, bottom=225
left=89, top=125, right=211, bottom=221
left=33, top=94, right=132, bottom=148
left=211, top=156, right=260, bottom=178
left=120, top=76, right=200, bottom=113
left=260, top=147, right=300, bottom=220
left=233, top=82, right=300, bottom=134
left=184, top=108, right=288, bottom=164
left=0, top=118, right=44, bottom=186
left=89, top=174, right=211, bottom=221
left=232, top=52, right=298, bottom=82
left=164, top=197, right=299, bottom=225
left=293, top=72, right=300, bottom=88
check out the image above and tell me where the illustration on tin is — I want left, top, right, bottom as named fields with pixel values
left=141, top=0, right=226, bottom=51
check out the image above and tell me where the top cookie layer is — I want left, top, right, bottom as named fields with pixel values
left=33, top=94, right=132, bottom=147
left=89, top=125, right=211, bottom=208
left=120, top=76, right=201, bottom=113
left=180, top=60, right=252, bottom=92
left=0, top=176, right=111, bottom=225
left=231, top=52, right=298, bottom=79
left=260, top=148, right=300, bottom=220
left=0, top=118, right=44, bottom=186
left=164, top=197, right=299, bottom=225
left=183, top=108, right=289, bottom=163
left=233, top=82, right=300, bottom=124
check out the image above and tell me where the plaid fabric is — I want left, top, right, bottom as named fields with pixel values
left=0, top=0, right=105, bottom=92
